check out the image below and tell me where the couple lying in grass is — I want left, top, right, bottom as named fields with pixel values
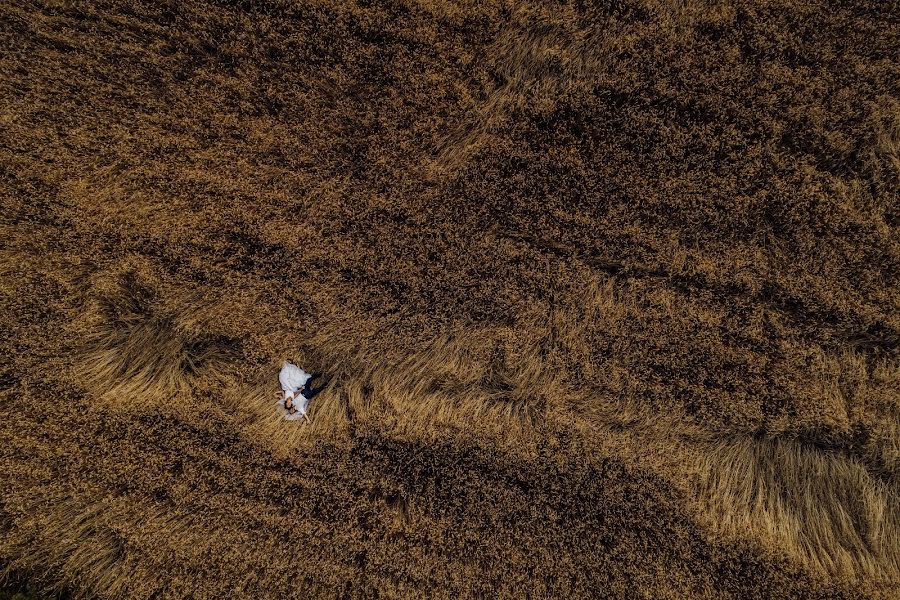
left=275, top=360, right=327, bottom=421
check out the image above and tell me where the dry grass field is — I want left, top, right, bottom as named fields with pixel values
left=1, top=0, right=899, bottom=597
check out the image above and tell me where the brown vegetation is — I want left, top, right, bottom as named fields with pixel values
left=1, top=0, right=898, bottom=597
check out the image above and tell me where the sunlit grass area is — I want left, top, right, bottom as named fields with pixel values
left=2, top=0, right=898, bottom=597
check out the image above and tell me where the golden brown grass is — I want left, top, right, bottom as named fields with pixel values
left=2, top=0, right=899, bottom=598
left=688, top=436, right=900, bottom=583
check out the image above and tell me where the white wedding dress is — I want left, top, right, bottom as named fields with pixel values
left=277, top=361, right=312, bottom=420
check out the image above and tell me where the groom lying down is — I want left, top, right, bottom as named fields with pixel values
left=275, top=360, right=328, bottom=421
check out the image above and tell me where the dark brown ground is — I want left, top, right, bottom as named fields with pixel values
left=1, top=0, right=899, bottom=598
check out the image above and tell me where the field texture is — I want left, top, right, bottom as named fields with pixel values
left=1, top=0, right=899, bottom=598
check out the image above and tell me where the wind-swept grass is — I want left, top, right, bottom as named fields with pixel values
left=2, top=0, right=899, bottom=598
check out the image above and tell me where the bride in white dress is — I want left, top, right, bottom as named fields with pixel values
left=275, top=361, right=313, bottom=421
